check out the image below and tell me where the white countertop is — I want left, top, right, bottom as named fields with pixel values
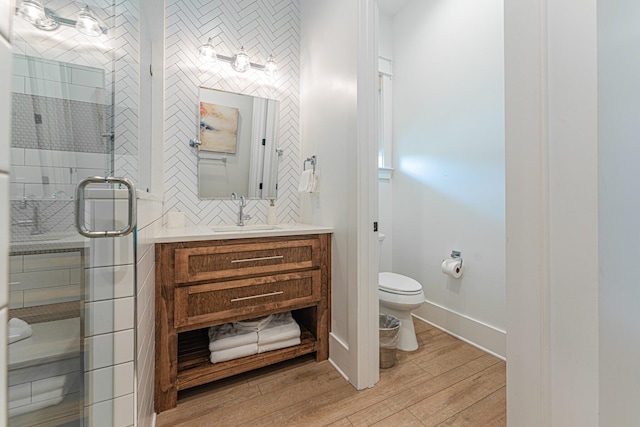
left=155, top=223, right=333, bottom=243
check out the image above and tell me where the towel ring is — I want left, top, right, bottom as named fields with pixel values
left=303, top=155, right=316, bottom=173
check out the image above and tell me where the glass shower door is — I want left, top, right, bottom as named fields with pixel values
left=8, top=1, right=140, bottom=425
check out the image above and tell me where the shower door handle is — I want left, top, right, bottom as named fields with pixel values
left=75, top=176, right=137, bottom=238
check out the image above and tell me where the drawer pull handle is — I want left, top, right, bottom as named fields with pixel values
left=231, top=291, right=284, bottom=302
left=231, top=255, right=284, bottom=264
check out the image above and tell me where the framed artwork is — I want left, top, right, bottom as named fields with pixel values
left=199, top=102, right=239, bottom=153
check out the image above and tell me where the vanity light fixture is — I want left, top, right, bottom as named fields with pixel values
left=198, top=38, right=277, bottom=77
left=264, top=54, right=278, bottom=77
left=198, top=37, right=217, bottom=63
left=17, top=0, right=45, bottom=24
left=15, top=1, right=106, bottom=36
left=232, top=46, right=250, bottom=73
left=75, top=6, right=102, bottom=37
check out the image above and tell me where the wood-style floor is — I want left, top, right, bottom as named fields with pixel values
left=156, top=319, right=506, bottom=427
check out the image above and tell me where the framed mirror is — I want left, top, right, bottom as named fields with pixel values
left=197, top=87, right=281, bottom=199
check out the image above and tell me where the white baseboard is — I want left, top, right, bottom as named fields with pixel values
left=328, top=332, right=350, bottom=382
left=328, top=358, right=349, bottom=382
left=413, top=300, right=506, bottom=359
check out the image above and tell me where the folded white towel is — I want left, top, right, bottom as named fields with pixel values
left=8, top=318, right=33, bottom=344
left=308, top=171, right=318, bottom=193
left=234, top=314, right=274, bottom=332
left=258, top=312, right=301, bottom=345
left=210, top=343, right=259, bottom=364
left=298, top=169, right=314, bottom=192
left=208, top=323, right=258, bottom=352
left=258, top=337, right=301, bottom=353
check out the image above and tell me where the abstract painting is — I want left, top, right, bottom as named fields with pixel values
left=199, top=102, right=239, bottom=153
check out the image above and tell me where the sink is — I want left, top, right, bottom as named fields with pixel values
left=209, top=224, right=282, bottom=233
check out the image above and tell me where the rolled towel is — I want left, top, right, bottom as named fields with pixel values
left=298, top=170, right=314, bottom=192
left=258, top=312, right=301, bottom=345
left=258, top=337, right=301, bottom=354
left=208, top=323, right=258, bottom=352
left=234, top=314, right=274, bottom=332
left=210, top=343, right=259, bottom=364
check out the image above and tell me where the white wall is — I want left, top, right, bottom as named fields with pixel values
left=598, top=0, right=640, bottom=424
left=505, top=0, right=600, bottom=425
left=390, top=0, right=505, bottom=356
left=300, top=0, right=358, bottom=379
left=300, top=0, right=379, bottom=389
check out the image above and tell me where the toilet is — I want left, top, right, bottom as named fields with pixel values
left=378, top=233, right=425, bottom=352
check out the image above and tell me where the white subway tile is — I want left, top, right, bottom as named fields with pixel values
left=86, top=264, right=135, bottom=302
left=23, top=283, right=81, bottom=307
left=84, top=362, right=134, bottom=406
left=9, top=256, right=23, bottom=274
left=0, top=39, right=10, bottom=173
left=68, top=84, right=101, bottom=104
left=71, top=68, right=105, bottom=88
left=31, top=371, right=81, bottom=403
left=9, top=269, right=71, bottom=291
left=12, top=55, right=28, bottom=76
left=9, top=182, right=24, bottom=200
left=89, top=234, right=135, bottom=267
left=11, top=75, right=25, bottom=94
left=85, top=393, right=135, bottom=427
left=8, top=291, right=24, bottom=309
left=9, top=255, right=24, bottom=273
left=0, top=175, right=8, bottom=308
left=24, top=149, right=74, bottom=167
left=8, top=357, right=80, bottom=387
left=85, top=297, right=134, bottom=337
left=23, top=252, right=82, bottom=272
left=11, top=149, right=25, bottom=167
left=84, top=329, right=134, bottom=371
left=7, top=383, right=31, bottom=409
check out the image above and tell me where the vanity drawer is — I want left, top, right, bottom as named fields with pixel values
left=174, top=270, right=321, bottom=328
left=174, top=238, right=320, bottom=283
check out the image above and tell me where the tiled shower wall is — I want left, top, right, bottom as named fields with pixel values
left=164, top=0, right=301, bottom=225
left=11, top=0, right=140, bottom=188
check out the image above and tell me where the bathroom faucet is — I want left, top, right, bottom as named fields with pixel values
left=231, top=193, right=251, bottom=226
left=19, top=195, right=45, bottom=235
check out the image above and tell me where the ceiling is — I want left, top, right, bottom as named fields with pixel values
left=377, top=0, right=415, bottom=17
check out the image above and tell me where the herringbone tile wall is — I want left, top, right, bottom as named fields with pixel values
left=164, top=0, right=301, bottom=225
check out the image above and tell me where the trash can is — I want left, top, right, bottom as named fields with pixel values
left=379, top=314, right=401, bottom=368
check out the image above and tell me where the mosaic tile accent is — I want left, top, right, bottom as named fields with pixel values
left=12, top=94, right=108, bottom=154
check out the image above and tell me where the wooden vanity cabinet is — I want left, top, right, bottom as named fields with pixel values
left=154, top=233, right=331, bottom=413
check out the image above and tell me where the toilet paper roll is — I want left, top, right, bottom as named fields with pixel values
left=167, top=211, right=185, bottom=229
left=441, top=258, right=463, bottom=279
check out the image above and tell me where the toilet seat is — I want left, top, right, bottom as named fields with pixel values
left=379, top=272, right=423, bottom=295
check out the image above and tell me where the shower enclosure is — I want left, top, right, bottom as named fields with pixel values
left=8, top=0, right=145, bottom=425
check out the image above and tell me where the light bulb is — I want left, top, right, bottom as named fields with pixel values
left=18, top=0, right=45, bottom=24
left=198, top=38, right=217, bottom=63
left=232, top=46, right=250, bottom=73
left=76, top=6, right=102, bottom=37
left=264, top=54, right=277, bottom=78
left=34, top=14, right=59, bottom=31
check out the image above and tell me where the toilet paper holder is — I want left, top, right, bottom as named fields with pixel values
left=450, top=250, right=463, bottom=268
